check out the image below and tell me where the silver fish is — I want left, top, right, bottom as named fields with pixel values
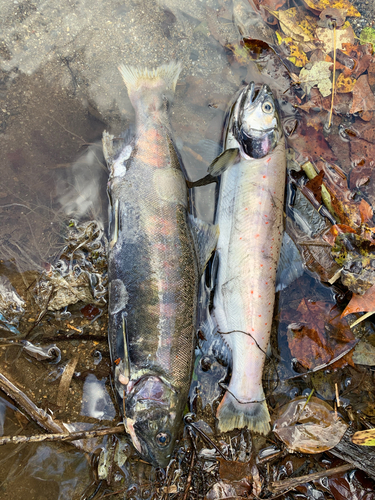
left=208, top=83, right=286, bottom=435
left=104, top=62, right=217, bottom=467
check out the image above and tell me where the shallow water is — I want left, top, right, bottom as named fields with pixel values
left=1, top=0, right=375, bottom=498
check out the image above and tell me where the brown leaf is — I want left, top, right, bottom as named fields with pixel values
left=359, top=199, right=374, bottom=224
left=350, top=75, right=375, bottom=114
left=305, top=170, right=324, bottom=204
left=342, top=285, right=375, bottom=317
left=349, top=163, right=373, bottom=189
left=323, top=224, right=357, bottom=246
left=287, top=299, right=356, bottom=370
left=217, top=457, right=252, bottom=482
left=288, top=119, right=337, bottom=163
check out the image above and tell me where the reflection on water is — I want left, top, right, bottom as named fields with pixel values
left=0, top=0, right=374, bottom=497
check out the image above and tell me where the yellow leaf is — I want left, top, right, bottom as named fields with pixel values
left=352, top=428, right=375, bottom=446
left=271, top=8, right=317, bottom=48
left=336, top=73, right=356, bottom=93
left=303, top=0, right=361, bottom=17
left=277, top=34, right=308, bottom=67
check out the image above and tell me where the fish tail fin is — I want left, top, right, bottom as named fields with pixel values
left=118, top=61, right=182, bottom=108
left=216, top=391, right=271, bottom=435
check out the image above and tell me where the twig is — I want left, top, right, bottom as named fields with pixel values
left=0, top=372, right=65, bottom=433
left=268, top=463, right=353, bottom=493
left=57, top=354, right=80, bottom=411
left=328, top=22, right=337, bottom=129
left=183, top=431, right=196, bottom=500
left=0, top=424, right=124, bottom=446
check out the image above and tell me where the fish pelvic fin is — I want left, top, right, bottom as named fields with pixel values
left=118, top=61, right=182, bottom=105
left=216, top=391, right=271, bottom=435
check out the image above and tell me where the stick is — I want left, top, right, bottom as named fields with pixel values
left=268, top=463, right=353, bottom=493
left=0, top=372, right=65, bottom=434
left=0, top=424, right=125, bottom=446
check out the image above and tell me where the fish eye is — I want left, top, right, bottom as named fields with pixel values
left=155, top=431, right=170, bottom=448
left=262, top=101, right=274, bottom=114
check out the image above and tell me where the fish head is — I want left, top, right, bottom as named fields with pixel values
left=232, top=82, right=283, bottom=159
left=124, top=375, right=180, bottom=468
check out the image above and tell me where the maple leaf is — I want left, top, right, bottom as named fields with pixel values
left=302, top=0, right=361, bottom=17
left=299, top=61, right=332, bottom=97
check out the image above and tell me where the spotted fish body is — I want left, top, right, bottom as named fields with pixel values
left=104, top=63, right=216, bottom=467
left=211, top=83, right=286, bottom=434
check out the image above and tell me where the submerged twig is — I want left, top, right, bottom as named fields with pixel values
left=0, top=372, right=65, bottom=433
left=269, top=463, right=353, bottom=493
left=0, top=424, right=124, bottom=446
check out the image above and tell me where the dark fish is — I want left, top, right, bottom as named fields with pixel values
left=103, top=62, right=217, bottom=467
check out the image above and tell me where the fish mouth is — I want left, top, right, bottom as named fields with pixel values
left=233, top=82, right=282, bottom=159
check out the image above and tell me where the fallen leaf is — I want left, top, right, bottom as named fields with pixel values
left=287, top=299, right=356, bottom=370
left=336, top=73, right=356, bottom=93
left=349, top=163, right=373, bottom=190
left=349, top=138, right=375, bottom=168
left=299, top=61, right=332, bottom=97
left=352, top=428, right=375, bottom=446
left=276, top=33, right=308, bottom=67
left=368, top=61, right=375, bottom=91
left=304, top=170, right=325, bottom=204
left=318, top=7, right=346, bottom=28
left=217, top=457, right=252, bottom=481
left=342, top=285, right=375, bottom=317
left=302, top=0, right=360, bottom=17
left=288, top=120, right=337, bottom=162
left=359, top=198, right=373, bottom=224
left=350, top=75, right=375, bottom=114
left=359, top=27, right=375, bottom=48
left=323, top=224, right=356, bottom=246
left=316, top=23, right=355, bottom=54
left=271, top=8, right=317, bottom=47
left=274, top=396, right=348, bottom=454
left=352, top=340, right=375, bottom=366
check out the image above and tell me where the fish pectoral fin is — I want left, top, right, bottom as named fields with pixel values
left=208, top=148, right=240, bottom=177
left=188, top=214, right=219, bottom=275
left=275, top=231, right=305, bottom=292
left=102, top=131, right=115, bottom=168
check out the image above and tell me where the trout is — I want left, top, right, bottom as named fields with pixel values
left=103, top=62, right=217, bottom=467
left=208, top=83, right=286, bottom=435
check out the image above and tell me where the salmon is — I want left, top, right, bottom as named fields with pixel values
left=103, top=62, right=217, bottom=467
left=207, top=83, right=286, bottom=435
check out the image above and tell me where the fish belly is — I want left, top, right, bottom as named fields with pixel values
left=214, top=142, right=286, bottom=434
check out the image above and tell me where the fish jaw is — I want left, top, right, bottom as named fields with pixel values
left=124, top=375, right=180, bottom=468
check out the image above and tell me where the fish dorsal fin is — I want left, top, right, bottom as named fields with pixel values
left=188, top=214, right=219, bottom=275
left=276, top=231, right=305, bottom=292
left=208, top=148, right=239, bottom=177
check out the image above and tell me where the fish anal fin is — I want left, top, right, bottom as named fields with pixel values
left=276, top=231, right=305, bottom=292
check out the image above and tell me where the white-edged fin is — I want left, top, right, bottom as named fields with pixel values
left=216, top=391, right=271, bottom=435
left=102, top=131, right=115, bottom=168
left=188, top=214, right=219, bottom=275
left=118, top=61, right=182, bottom=95
left=276, top=231, right=305, bottom=292
left=208, top=148, right=239, bottom=177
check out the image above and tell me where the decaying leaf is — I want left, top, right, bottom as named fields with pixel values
left=352, top=339, right=375, bottom=366
left=349, top=163, right=372, bottom=190
left=299, top=61, right=332, bottom=97
left=274, top=396, right=348, bottom=454
left=342, top=285, right=375, bottom=317
left=352, top=428, right=375, bottom=446
left=360, top=27, right=375, bottom=48
left=333, top=234, right=375, bottom=295
left=287, top=299, right=356, bottom=370
left=276, top=33, right=308, bottom=67
left=288, top=120, right=337, bottom=163
left=302, top=0, right=360, bottom=17
left=316, top=23, right=355, bottom=54
left=336, top=73, right=356, bottom=93
left=350, top=75, right=375, bottom=114
left=271, top=8, right=317, bottom=48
